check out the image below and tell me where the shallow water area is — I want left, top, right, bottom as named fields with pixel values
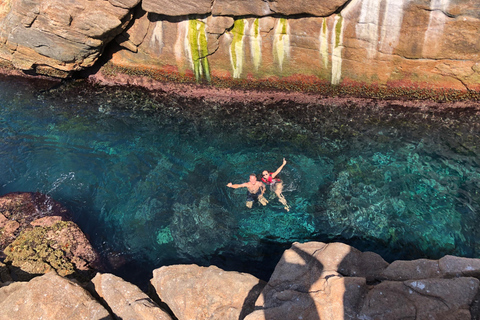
left=1, top=76, right=480, bottom=288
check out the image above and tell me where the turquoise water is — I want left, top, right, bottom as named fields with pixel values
left=1, top=76, right=480, bottom=286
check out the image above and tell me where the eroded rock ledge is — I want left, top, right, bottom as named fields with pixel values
left=1, top=0, right=480, bottom=93
left=1, top=192, right=480, bottom=319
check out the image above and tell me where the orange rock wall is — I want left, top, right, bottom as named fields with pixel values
left=110, top=0, right=480, bottom=91
left=1, top=0, right=480, bottom=91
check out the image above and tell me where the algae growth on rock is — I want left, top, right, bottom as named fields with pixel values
left=1, top=77, right=480, bottom=286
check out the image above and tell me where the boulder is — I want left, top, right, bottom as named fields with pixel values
left=0, top=192, right=101, bottom=280
left=247, top=242, right=480, bottom=320
left=381, top=259, right=442, bottom=281
left=380, top=255, right=480, bottom=281
left=358, top=278, right=479, bottom=320
left=0, top=0, right=136, bottom=75
left=0, top=192, right=69, bottom=254
left=246, top=242, right=375, bottom=320
left=91, top=273, right=173, bottom=320
left=439, top=255, right=480, bottom=278
left=0, top=271, right=112, bottom=320
left=151, top=264, right=266, bottom=320
left=265, top=241, right=388, bottom=286
left=4, top=220, right=101, bottom=280
left=0, top=192, right=69, bottom=227
left=246, top=274, right=367, bottom=320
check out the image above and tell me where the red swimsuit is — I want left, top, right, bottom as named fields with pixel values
left=262, top=173, right=281, bottom=185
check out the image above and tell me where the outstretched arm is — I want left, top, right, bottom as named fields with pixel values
left=271, top=158, right=287, bottom=179
left=227, top=182, right=247, bottom=189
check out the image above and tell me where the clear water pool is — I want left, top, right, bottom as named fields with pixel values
left=1, top=75, right=480, bottom=287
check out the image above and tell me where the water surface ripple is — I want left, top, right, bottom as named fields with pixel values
left=1, top=76, right=480, bottom=286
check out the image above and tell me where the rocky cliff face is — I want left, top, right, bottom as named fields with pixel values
left=0, top=0, right=479, bottom=92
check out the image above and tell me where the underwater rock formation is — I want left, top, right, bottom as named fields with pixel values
left=0, top=0, right=480, bottom=91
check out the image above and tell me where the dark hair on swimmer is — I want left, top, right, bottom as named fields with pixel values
left=249, top=173, right=256, bottom=177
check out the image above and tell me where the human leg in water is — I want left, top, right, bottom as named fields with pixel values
left=273, top=183, right=289, bottom=211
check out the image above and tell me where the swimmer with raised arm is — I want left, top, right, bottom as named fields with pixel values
left=227, top=174, right=268, bottom=208
left=261, top=158, right=290, bottom=211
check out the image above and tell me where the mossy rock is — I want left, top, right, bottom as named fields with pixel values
left=3, top=221, right=96, bottom=280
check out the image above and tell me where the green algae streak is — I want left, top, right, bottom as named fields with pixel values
left=230, top=19, right=245, bottom=78
left=335, top=15, right=343, bottom=48
left=188, top=18, right=211, bottom=82
left=251, top=18, right=262, bottom=71
left=274, top=18, right=289, bottom=71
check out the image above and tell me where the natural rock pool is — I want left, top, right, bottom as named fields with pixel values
left=1, top=75, right=480, bottom=287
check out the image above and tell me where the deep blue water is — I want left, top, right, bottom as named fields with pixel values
left=1, top=75, right=480, bottom=287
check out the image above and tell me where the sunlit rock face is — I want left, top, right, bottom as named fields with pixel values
left=107, top=0, right=480, bottom=91
left=0, top=0, right=138, bottom=76
left=1, top=0, right=480, bottom=90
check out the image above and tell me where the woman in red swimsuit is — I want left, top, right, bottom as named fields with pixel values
left=261, top=158, right=290, bottom=211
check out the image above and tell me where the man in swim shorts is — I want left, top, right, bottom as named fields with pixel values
left=227, top=174, right=268, bottom=208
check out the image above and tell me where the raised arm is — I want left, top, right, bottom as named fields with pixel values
left=271, top=158, right=287, bottom=178
left=227, top=182, right=247, bottom=189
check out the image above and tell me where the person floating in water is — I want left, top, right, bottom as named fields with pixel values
left=261, top=158, right=290, bottom=211
left=227, top=174, right=268, bottom=208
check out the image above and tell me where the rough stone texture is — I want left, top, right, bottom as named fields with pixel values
left=245, top=242, right=480, bottom=320
left=107, top=0, right=480, bottom=91
left=0, top=240, right=478, bottom=320
left=245, top=242, right=381, bottom=320
left=0, top=0, right=136, bottom=75
left=142, top=0, right=213, bottom=16
left=4, top=220, right=101, bottom=280
left=142, top=0, right=349, bottom=17
left=0, top=0, right=479, bottom=91
left=151, top=264, right=266, bottom=320
left=266, top=241, right=388, bottom=284
left=381, top=259, right=442, bottom=281
left=0, top=192, right=69, bottom=254
left=439, top=255, right=480, bottom=278
left=0, top=271, right=112, bottom=320
left=0, top=192, right=100, bottom=280
left=247, top=274, right=367, bottom=320
left=357, top=278, right=479, bottom=320
left=381, top=256, right=480, bottom=281
left=91, top=272, right=173, bottom=320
